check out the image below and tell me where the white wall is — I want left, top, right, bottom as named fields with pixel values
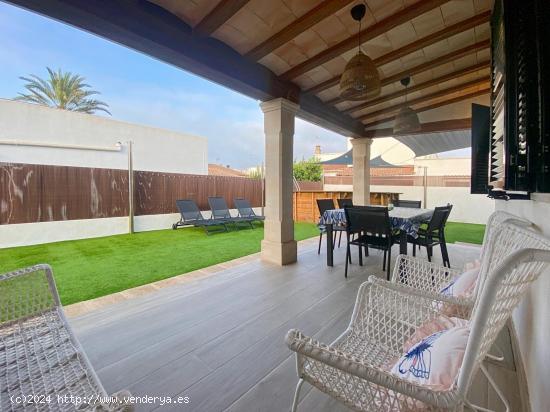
left=496, top=194, right=550, bottom=412
left=0, top=99, right=209, bottom=247
left=0, top=207, right=264, bottom=248
left=323, top=184, right=495, bottom=224
left=0, top=99, right=208, bottom=174
left=413, top=157, right=471, bottom=176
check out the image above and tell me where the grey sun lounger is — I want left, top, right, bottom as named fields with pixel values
left=234, top=198, right=265, bottom=223
left=208, top=196, right=255, bottom=229
left=173, top=199, right=228, bottom=235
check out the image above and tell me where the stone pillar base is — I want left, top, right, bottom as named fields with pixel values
left=261, top=239, right=297, bottom=265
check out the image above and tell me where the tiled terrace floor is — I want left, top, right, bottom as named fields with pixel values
left=70, top=238, right=523, bottom=411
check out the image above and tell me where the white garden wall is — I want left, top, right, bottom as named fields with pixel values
left=0, top=99, right=207, bottom=173
left=0, top=100, right=209, bottom=247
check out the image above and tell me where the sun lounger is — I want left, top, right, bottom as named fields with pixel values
left=173, top=199, right=228, bottom=235
left=234, top=198, right=265, bottom=223
left=208, top=196, right=254, bottom=229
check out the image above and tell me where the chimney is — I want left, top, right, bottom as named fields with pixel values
left=314, top=145, right=321, bottom=155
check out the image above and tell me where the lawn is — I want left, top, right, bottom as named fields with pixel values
left=0, top=222, right=319, bottom=305
left=444, top=222, right=485, bottom=245
left=0, top=220, right=485, bottom=306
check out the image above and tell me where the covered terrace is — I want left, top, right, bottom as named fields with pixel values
left=3, top=1, right=549, bottom=412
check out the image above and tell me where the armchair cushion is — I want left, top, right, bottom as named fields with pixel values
left=390, top=323, right=470, bottom=391
left=439, top=267, right=480, bottom=299
left=403, top=316, right=468, bottom=353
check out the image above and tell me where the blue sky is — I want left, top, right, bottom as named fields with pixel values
left=0, top=1, right=348, bottom=168
left=0, top=2, right=468, bottom=168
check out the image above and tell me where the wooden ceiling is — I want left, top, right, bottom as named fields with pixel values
left=150, top=0, right=492, bottom=135
left=6, top=0, right=493, bottom=137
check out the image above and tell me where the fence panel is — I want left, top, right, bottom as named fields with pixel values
left=0, top=163, right=263, bottom=224
left=0, top=163, right=128, bottom=225
left=134, top=172, right=263, bottom=215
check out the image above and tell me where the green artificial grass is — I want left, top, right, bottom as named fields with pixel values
left=0, top=222, right=319, bottom=306
left=443, top=222, right=486, bottom=245
left=0, top=220, right=485, bottom=306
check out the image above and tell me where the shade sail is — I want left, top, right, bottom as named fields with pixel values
left=321, top=130, right=471, bottom=165
left=321, top=152, right=396, bottom=167
left=393, top=130, right=471, bottom=157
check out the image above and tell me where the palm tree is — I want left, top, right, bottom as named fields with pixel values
left=15, top=67, right=111, bottom=115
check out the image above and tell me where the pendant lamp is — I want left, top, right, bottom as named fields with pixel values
left=393, top=77, right=421, bottom=134
left=339, top=3, right=381, bottom=101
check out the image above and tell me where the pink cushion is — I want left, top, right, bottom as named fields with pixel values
left=439, top=267, right=480, bottom=299
left=464, top=259, right=481, bottom=271
left=391, top=320, right=470, bottom=390
left=403, top=316, right=468, bottom=353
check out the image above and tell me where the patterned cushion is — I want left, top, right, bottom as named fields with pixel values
left=391, top=322, right=470, bottom=390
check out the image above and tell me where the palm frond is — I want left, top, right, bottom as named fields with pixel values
left=13, top=67, right=111, bottom=115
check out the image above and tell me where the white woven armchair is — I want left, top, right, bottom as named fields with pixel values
left=286, top=222, right=550, bottom=411
left=389, top=211, right=533, bottom=316
left=0, top=264, right=134, bottom=412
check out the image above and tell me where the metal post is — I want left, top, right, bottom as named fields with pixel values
left=127, top=140, right=134, bottom=234
left=423, top=166, right=428, bottom=208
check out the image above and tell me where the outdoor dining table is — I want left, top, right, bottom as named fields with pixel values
left=319, top=206, right=434, bottom=267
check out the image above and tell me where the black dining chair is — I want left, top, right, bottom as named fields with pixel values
left=337, top=198, right=353, bottom=208
left=394, top=199, right=422, bottom=208
left=316, top=198, right=341, bottom=254
left=344, top=206, right=398, bottom=280
left=410, top=204, right=453, bottom=267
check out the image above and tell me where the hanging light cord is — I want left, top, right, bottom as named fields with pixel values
left=358, top=16, right=362, bottom=54
left=360, top=0, right=371, bottom=54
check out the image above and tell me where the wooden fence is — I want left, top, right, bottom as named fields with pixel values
left=134, top=171, right=262, bottom=215
left=293, top=191, right=400, bottom=223
left=0, top=163, right=263, bottom=225
left=1, top=162, right=409, bottom=226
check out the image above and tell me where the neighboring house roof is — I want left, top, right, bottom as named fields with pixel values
left=208, top=164, right=245, bottom=177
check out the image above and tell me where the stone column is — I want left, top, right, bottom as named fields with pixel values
left=260, top=98, right=299, bottom=265
left=351, top=137, right=373, bottom=206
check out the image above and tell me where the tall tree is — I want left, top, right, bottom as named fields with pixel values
left=14, top=67, right=111, bottom=115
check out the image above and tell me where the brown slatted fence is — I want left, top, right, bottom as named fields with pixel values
left=0, top=163, right=263, bottom=225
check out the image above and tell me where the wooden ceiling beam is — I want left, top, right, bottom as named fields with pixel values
left=364, top=118, right=472, bottom=138
left=363, top=88, right=490, bottom=128
left=357, top=77, right=490, bottom=121
left=381, top=40, right=489, bottom=86
left=376, top=11, right=490, bottom=68
left=245, top=0, right=355, bottom=61
left=343, top=61, right=490, bottom=114
left=279, top=0, right=449, bottom=80
left=317, top=39, right=488, bottom=102
left=194, top=0, right=250, bottom=36
left=5, top=0, right=367, bottom=137
left=323, top=12, right=490, bottom=105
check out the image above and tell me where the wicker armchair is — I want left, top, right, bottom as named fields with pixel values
left=390, top=211, right=532, bottom=314
left=0, top=264, right=134, bottom=412
left=286, top=222, right=550, bottom=411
